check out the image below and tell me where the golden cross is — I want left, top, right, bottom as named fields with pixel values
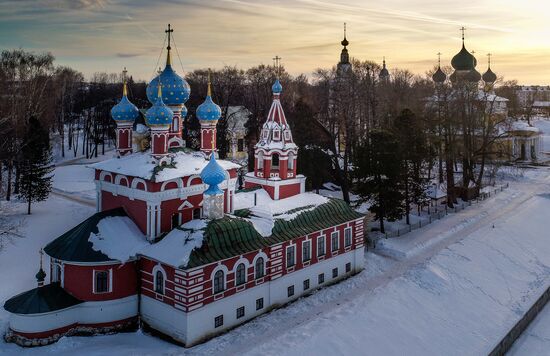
left=437, top=52, right=442, bottom=66
left=122, top=67, right=128, bottom=96
left=273, top=55, right=281, bottom=77
left=487, top=53, right=492, bottom=66
left=165, top=24, right=174, bottom=50
left=460, top=26, right=466, bottom=41
left=344, top=22, right=346, bottom=38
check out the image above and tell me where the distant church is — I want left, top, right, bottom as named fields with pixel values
left=3, top=25, right=365, bottom=347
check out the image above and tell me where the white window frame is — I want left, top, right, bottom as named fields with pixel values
left=286, top=245, right=296, bottom=268
left=317, top=235, right=326, bottom=257
left=93, top=269, right=112, bottom=294
left=152, top=265, right=167, bottom=295
left=344, top=227, right=352, bottom=247
left=212, top=266, right=227, bottom=295
left=331, top=231, right=340, bottom=252
left=302, top=240, right=311, bottom=262
left=235, top=263, right=247, bottom=286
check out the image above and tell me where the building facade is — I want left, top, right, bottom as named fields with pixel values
left=3, top=26, right=365, bottom=348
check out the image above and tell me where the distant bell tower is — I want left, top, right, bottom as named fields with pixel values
left=243, top=56, right=306, bottom=200
left=336, top=23, right=352, bottom=76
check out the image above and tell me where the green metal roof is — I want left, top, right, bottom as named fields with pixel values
left=4, top=283, right=83, bottom=315
left=186, top=198, right=363, bottom=268
left=44, top=208, right=127, bottom=263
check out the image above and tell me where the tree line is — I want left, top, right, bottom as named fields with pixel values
left=1, top=49, right=518, bottom=223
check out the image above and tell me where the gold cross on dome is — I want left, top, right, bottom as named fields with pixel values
left=165, top=24, right=174, bottom=49
left=273, top=55, right=281, bottom=76
left=437, top=52, right=441, bottom=66
left=460, top=26, right=466, bottom=41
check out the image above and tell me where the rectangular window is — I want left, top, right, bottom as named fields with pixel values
left=256, top=298, right=264, bottom=310
left=287, top=285, right=294, bottom=297
left=94, top=270, right=109, bottom=293
left=332, top=268, right=338, bottom=278
left=346, top=262, right=351, bottom=273
left=317, top=236, right=325, bottom=257
left=331, top=231, right=339, bottom=252
left=302, top=240, right=311, bottom=262
left=236, top=306, right=245, bottom=319
left=215, top=315, right=224, bottom=328
left=344, top=227, right=352, bottom=247
left=318, top=273, right=325, bottom=284
left=273, top=130, right=281, bottom=140
left=286, top=245, right=295, bottom=268
left=303, top=279, right=310, bottom=290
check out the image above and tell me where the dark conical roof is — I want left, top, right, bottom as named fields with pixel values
left=4, top=283, right=83, bottom=314
left=451, top=44, right=477, bottom=71
left=432, top=67, right=447, bottom=83
left=483, top=67, right=497, bottom=84
left=44, top=208, right=127, bottom=263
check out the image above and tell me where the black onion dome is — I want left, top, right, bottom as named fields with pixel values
left=432, top=67, right=447, bottom=83
left=482, top=67, right=497, bottom=84
left=451, top=44, right=476, bottom=71
left=341, top=37, right=349, bottom=47
left=467, top=68, right=482, bottom=82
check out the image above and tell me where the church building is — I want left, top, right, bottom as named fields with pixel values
left=3, top=26, right=365, bottom=348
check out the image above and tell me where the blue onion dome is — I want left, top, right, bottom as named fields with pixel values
left=451, top=44, right=476, bottom=71
left=483, top=67, right=497, bottom=84
left=145, top=85, right=173, bottom=126
left=201, top=154, right=226, bottom=195
left=196, top=75, right=222, bottom=122
left=111, top=82, right=139, bottom=122
left=272, top=79, right=283, bottom=94
left=432, top=67, right=447, bottom=83
left=146, top=52, right=190, bottom=107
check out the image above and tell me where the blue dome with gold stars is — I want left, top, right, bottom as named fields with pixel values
left=146, top=63, right=190, bottom=107
left=200, top=154, right=226, bottom=195
left=196, top=95, right=221, bottom=122
left=145, top=86, right=173, bottom=126
left=111, top=94, right=139, bottom=122
left=197, top=76, right=221, bottom=122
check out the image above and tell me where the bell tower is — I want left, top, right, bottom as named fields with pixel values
left=244, top=56, right=306, bottom=200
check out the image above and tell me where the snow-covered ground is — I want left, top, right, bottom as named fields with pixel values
left=0, top=165, right=548, bottom=355
left=509, top=302, right=550, bottom=355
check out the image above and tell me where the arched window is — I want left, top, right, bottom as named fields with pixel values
left=272, top=154, right=280, bottom=168
left=255, top=257, right=265, bottom=279
left=236, top=263, right=246, bottom=286
left=213, top=270, right=225, bottom=294
left=155, top=270, right=164, bottom=294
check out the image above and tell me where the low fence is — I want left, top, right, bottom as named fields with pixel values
left=488, top=285, right=550, bottom=356
left=381, top=183, right=509, bottom=239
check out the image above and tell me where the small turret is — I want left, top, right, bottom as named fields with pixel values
left=200, top=151, right=226, bottom=220
left=482, top=53, right=497, bottom=86
left=111, top=67, right=139, bottom=156
left=36, top=249, right=46, bottom=287
left=432, top=52, right=447, bottom=84
left=197, top=69, right=222, bottom=156
left=379, top=57, right=390, bottom=81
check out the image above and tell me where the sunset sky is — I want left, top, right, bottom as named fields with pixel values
left=0, top=0, right=548, bottom=84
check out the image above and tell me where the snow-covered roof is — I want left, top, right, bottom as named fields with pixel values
left=509, top=120, right=541, bottom=133
left=234, top=189, right=329, bottom=237
left=91, top=150, right=241, bottom=182
left=427, top=90, right=509, bottom=103
left=141, top=219, right=207, bottom=268
left=89, top=216, right=148, bottom=262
